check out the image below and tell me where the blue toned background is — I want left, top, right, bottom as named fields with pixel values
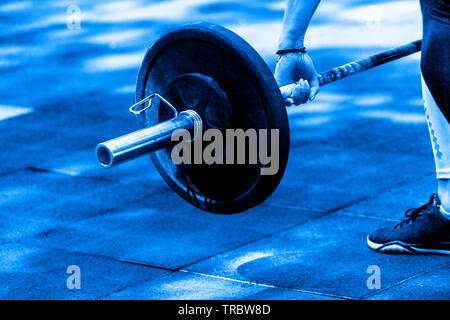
left=0, top=0, right=448, bottom=299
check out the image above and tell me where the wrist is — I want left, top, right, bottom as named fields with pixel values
left=278, top=37, right=304, bottom=51
left=276, top=47, right=306, bottom=55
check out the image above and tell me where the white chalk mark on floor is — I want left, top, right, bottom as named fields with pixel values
left=0, top=105, right=32, bottom=121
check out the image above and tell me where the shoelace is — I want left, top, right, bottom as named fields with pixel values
left=394, top=194, right=440, bottom=228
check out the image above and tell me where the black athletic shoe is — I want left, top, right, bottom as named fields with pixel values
left=367, top=194, right=450, bottom=255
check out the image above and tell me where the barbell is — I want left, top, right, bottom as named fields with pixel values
left=96, top=22, right=421, bottom=214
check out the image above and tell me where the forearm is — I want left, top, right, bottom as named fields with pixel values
left=278, top=0, right=320, bottom=50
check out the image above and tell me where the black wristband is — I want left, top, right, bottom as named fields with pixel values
left=276, top=47, right=306, bottom=55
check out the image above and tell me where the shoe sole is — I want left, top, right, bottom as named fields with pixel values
left=367, top=236, right=450, bottom=255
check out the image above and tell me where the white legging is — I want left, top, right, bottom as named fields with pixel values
left=422, top=75, right=450, bottom=180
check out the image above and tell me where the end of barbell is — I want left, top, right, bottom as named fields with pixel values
left=96, top=143, right=114, bottom=169
left=95, top=108, right=202, bottom=169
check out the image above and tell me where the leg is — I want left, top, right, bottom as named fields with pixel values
left=422, top=75, right=450, bottom=218
left=366, top=0, right=450, bottom=255
left=365, top=78, right=450, bottom=255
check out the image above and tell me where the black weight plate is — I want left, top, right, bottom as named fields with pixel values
left=136, top=22, right=289, bottom=214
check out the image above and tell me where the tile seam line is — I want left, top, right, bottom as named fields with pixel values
left=178, top=269, right=355, bottom=300
left=9, top=191, right=160, bottom=242
left=25, top=165, right=174, bottom=201
left=336, top=211, right=401, bottom=222
left=5, top=238, right=179, bottom=272
left=267, top=170, right=436, bottom=218
left=96, top=272, right=176, bottom=300
left=9, top=165, right=440, bottom=299
left=1, top=239, right=175, bottom=300
left=176, top=178, right=442, bottom=277
left=178, top=196, right=373, bottom=272
left=360, top=261, right=450, bottom=300
left=98, top=268, right=353, bottom=301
